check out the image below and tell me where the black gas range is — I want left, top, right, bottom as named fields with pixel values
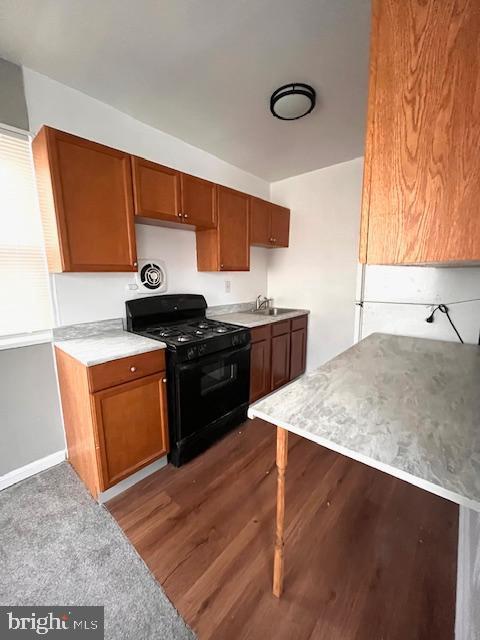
left=126, top=294, right=251, bottom=466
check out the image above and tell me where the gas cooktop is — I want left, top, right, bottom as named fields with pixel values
left=125, top=294, right=250, bottom=362
left=143, top=318, right=239, bottom=346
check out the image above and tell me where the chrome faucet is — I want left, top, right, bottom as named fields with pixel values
left=255, top=295, right=272, bottom=311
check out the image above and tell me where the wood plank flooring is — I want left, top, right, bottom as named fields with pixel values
left=107, top=418, right=458, bottom=640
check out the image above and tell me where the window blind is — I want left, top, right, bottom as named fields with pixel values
left=0, top=127, right=52, bottom=336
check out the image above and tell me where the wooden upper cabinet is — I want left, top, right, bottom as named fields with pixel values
left=360, top=0, right=480, bottom=265
left=32, top=127, right=137, bottom=272
left=250, top=197, right=290, bottom=248
left=196, top=185, right=250, bottom=271
left=250, top=197, right=271, bottom=246
left=131, top=156, right=181, bottom=223
left=180, top=173, right=216, bottom=228
left=270, top=205, right=290, bottom=247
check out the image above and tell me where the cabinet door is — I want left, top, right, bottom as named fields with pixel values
left=33, top=127, right=137, bottom=272
left=250, top=338, right=271, bottom=402
left=180, top=173, right=216, bottom=228
left=270, top=205, right=290, bottom=247
left=290, top=328, right=307, bottom=380
left=271, top=333, right=291, bottom=391
left=361, top=0, right=480, bottom=264
left=93, top=373, right=169, bottom=489
left=250, top=197, right=272, bottom=246
left=131, top=156, right=182, bottom=223
left=217, top=186, right=250, bottom=271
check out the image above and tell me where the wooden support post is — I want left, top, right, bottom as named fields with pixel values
left=273, top=426, right=288, bottom=598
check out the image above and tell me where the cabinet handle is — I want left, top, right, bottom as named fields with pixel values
left=162, top=377, right=167, bottom=383
left=130, top=366, right=137, bottom=373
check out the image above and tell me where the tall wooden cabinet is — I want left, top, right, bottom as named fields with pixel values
left=55, top=347, right=169, bottom=499
left=32, top=127, right=137, bottom=272
left=360, top=0, right=480, bottom=265
left=196, top=185, right=250, bottom=271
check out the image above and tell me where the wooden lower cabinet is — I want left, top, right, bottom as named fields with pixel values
left=290, top=316, right=308, bottom=380
left=271, top=330, right=291, bottom=391
left=93, top=374, right=169, bottom=488
left=249, top=326, right=271, bottom=402
left=55, top=347, right=169, bottom=499
left=249, top=315, right=308, bottom=402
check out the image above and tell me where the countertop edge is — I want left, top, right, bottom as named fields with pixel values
left=54, top=339, right=167, bottom=367
left=211, top=309, right=310, bottom=328
left=247, top=406, right=480, bottom=513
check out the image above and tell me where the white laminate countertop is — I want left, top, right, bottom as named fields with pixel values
left=54, top=321, right=166, bottom=367
left=210, top=308, right=309, bottom=328
left=249, top=332, right=480, bottom=512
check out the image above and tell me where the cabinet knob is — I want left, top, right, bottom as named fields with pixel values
left=130, top=366, right=137, bottom=373
left=177, top=212, right=182, bottom=217
left=220, top=264, right=224, bottom=269
left=162, top=377, right=167, bottom=383
left=270, top=238, right=274, bottom=243
left=184, top=213, right=189, bottom=219
left=133, top=261, right=138, bottom=267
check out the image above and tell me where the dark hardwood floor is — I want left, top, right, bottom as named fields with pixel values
left=107, top=418, right=458, bottom=640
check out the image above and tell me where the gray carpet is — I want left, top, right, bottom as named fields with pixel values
left=0, top=462, right=195, bottom=640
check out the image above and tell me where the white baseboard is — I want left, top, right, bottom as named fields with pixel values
left=0, top=450, right=66, bottom=491
left=98, top=455, right=168, bottom=503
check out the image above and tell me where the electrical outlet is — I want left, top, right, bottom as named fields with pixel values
left=224, top=280, right=231, bottom=293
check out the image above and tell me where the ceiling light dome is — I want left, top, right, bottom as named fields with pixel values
left=270, top=83, right=316, bottom=121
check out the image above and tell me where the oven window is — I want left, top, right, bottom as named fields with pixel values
left=200, top=362, right=238, bottom=395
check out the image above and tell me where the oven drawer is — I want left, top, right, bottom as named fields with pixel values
left=88, top=349, right=166, bottom=392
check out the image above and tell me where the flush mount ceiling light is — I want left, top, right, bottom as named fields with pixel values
left=270, top=83, right=316, bottom=120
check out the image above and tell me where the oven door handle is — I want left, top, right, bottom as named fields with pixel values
left=177, top=342, right=251, bottom=372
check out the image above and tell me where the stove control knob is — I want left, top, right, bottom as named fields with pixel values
left=187, top=347, right=197, bottom=360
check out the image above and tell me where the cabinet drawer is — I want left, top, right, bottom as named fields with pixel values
left=88, top=349, right=166, bottom=392
left=272, top=319, right=291, bottom=336
left=250, top=324, right=271, bottom=343
left=291, top=315, right=308, bottom=331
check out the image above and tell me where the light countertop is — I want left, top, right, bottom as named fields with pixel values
left=248, top=332, right=480, bottom=512
left=210, top=308, right=309, bottom=328
left=54, top=319, right=166, bottom=367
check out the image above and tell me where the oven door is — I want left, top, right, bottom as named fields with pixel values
left=174, top=343, right=250, bottom=442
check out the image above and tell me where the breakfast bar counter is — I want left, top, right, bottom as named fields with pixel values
left=248, top=332, right=480, bottom=596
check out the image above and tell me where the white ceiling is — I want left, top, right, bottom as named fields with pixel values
left=0, top=0, right=371, bottom=181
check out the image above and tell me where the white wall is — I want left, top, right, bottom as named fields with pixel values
left=0, top=343, right=64, bottom=475
left=360, top=265, right=480, bottom=345
left=23, top=68, right=270, bottom=326
left=268, top=158, right=363, bottom=370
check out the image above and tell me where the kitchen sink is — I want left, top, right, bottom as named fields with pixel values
left=250, top=307, right=293, bottom=316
